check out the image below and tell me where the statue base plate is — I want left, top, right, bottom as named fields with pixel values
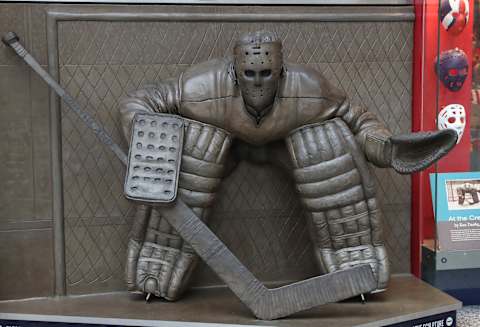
left=0, top=275, right=461, bottom=327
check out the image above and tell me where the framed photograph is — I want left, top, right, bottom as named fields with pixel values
left=445, top=179, right=480, bottom=210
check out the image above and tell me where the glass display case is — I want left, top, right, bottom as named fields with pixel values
left=414, top=0, right=480, bottom=304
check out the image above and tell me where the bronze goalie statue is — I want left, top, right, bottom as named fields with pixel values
left=119, top=30, right=456, bottom=303
left=2, top=30, right=457, bottom=320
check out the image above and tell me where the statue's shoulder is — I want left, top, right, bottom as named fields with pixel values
left=181, top=58, right=236, bottom=102
left=279, top=63, right=345, bottom=103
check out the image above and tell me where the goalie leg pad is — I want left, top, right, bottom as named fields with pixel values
left=131, top=118, right=232, bottom=300
left=286, top=118, right=390, bottom=291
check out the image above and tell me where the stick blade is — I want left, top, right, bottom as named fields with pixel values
left=255, top=264, right=377, bottom=320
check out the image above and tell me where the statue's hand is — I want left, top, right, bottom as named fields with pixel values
left=388, top=129, right=457, bottom=174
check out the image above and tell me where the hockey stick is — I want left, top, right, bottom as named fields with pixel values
left=2, top=31, right=376, bottom=320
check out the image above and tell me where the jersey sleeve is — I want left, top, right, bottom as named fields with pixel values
left=335, top=99, right=393, bottom=167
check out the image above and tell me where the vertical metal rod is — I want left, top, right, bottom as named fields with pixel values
left=360, top=293, right=366, bottom=304
left=46, top=22, right=66, bottom=296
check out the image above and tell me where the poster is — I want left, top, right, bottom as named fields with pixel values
left=430, top=172, right=480, bottom=251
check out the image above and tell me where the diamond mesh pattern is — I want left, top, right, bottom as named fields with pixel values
left=57, top=19, right=412, bottom=293
left=192, top=162, right=315, bottom=286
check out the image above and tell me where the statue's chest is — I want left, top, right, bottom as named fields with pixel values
left=228, top=122, right=287, bottom=145
left=225, top=104, right=297, bottom=145
left=181, top=98, right=299, bottom=145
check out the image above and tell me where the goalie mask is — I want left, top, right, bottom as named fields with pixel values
left=438, top=104, right=466, bottom=144
left=234, top=31, right=283, bottom=124
left=440, top=0, right=469, bottom=35
left=435, top=48, right=469, bottom=92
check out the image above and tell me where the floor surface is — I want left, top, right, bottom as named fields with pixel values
left=458, top=306, right=480, bottom=326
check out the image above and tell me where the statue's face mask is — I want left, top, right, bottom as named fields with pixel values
left=234, top=41, right=283, bottom=123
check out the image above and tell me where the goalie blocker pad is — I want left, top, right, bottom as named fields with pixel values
left=124, top=113, right=184, bottom=204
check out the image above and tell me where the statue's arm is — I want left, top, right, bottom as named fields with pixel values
left=335, top=99, right=393, bottom=167
left=334, top=99, right=457, bottom=174
left=119, top=78, right=180, bottom=141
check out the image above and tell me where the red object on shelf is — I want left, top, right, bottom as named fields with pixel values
left=411, top=0, right=473, bottom=277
